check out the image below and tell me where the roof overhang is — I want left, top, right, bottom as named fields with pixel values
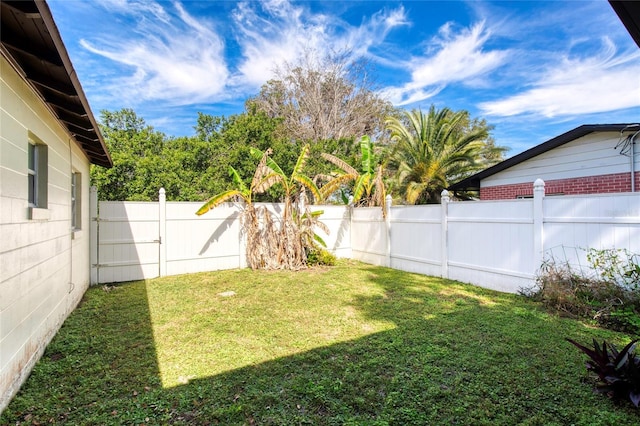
left=610, top=1, right=640, bottom=48
left=449, top=124, right=638, bottom=192
left=1, top=0, right=112, bottom=167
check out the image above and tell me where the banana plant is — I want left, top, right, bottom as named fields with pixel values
left=196, top=149, right=279, bottom=269
left=195, top=166, right=251, bottom=215
left=249, top=145, right=325, bottom=268
left=197, top=145, right=329, bottom=269
left=249, top=144, right=322, bottom=204
left=320, top=135, right=387, bottom=213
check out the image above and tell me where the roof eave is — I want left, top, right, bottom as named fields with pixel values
left=35, top=0, right=112, bottom=168
left=1, top=0, right=112, bottom=168
left=610, top=0, right=640, bottom=48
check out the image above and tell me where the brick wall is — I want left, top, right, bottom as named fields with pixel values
left=480, top=171, right=640, bottom=200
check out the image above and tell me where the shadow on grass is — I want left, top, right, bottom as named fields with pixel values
left=2, top=263, right=637, bottom=425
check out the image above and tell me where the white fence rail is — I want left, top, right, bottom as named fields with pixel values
left=91, top=182, right=640, bottom=293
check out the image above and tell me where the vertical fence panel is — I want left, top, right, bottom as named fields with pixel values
left=543, top=192, right=640, bottom=274
left=159, top=188, right=166, bottom=277
left=441, top=190, right=449, bottom=279
left=312, top=204, right=352, bottom=258
left=388, top=204, right=442, bottom=277
left=533, top=179, right=545, bottom=273
left=351, top=207, right=387, bottom=266
left=447, top=199, right=536, bottom=293
left=165, top=202, right=242, bottom=276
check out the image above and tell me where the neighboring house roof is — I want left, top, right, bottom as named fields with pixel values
left=610, top=0, right=640, bottom=48
left=449, top=124, right=637, bottom=192
left=1, top=0, right=112, bottom=168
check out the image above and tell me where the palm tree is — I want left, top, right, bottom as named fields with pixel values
left=386, top=106, right=490, bottom=204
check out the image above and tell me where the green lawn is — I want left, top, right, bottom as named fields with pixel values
left=2, top=260, right=638, bottom=425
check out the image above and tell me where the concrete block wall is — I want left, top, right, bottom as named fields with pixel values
left=1, top=56, right=92, bottom=412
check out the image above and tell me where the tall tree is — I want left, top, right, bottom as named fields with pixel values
left=386, top=106, right=504, bottom=204
left=194, top=108, right=295, bottom=203
left=92, top=107, right=291, bottom=202
left=91, top=109, right=167, bottom=201
left=249, top=50, right=393, bottom=143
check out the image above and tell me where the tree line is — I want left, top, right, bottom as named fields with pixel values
left=91, top=51, right=508, bottom=205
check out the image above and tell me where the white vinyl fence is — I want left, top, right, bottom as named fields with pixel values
left=352, top=180, right=640, bottom=293
left=91, top=181, right=640, bottom=293
left=90, top=189, right=352, bottom=284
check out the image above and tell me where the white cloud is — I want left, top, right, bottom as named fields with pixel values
left=380, top=22, right=509, bottom=105
left=80, top=0, right=228, bottom=105
left=74, top=0, right=408, bottom=111
left=231, top=1, right=408, bottom=89
left=479, top=40, right=640, bottom=117
left=341, top=7, right=409, bottom=59
left=98, top=0, right=171, bottom=23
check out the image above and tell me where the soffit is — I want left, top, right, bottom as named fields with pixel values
left=1, top=0, right=112, bottom=167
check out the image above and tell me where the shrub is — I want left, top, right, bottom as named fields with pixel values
left=522, top=248, right=640, bottom=333
left=567, top=338, right=640, bottom=407
left=306, top=248, right=336, bottom=266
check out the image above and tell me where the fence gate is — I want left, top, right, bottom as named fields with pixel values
left=91, top=196, right=161, bottom=284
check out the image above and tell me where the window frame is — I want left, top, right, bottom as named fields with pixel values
left=27, top=134, right=49, bottom=219
left=71, top=171, right=81, bottom=230
left=28, top=142, right=38, bottom=207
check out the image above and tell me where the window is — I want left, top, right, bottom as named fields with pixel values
left=71, top=172, right=81, bottom=229
left=28, top=142, right=37, bottom=206
left=27, top=135, right=48, bottom=219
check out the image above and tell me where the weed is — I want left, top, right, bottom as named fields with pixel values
left=523, top=248, right=640, bottom=334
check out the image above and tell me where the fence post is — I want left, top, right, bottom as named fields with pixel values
left=90, top=186, right=98, bottom=285
left=441, top=189, right=450, bottom=279
left=385, top=194, right=392, bottom=268
left=533, top=179, right=545, bottom=276
left=159, top=188, right=167, bottom=277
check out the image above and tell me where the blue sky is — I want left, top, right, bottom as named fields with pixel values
left=48, top=0, right=640, bottom=155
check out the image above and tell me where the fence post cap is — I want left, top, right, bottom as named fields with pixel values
left=441, top=189, right=450, bottom=202
left=534, top=178, right=545, bottom=188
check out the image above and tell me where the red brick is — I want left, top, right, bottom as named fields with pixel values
left=480, top=172, right=637, bottom=200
